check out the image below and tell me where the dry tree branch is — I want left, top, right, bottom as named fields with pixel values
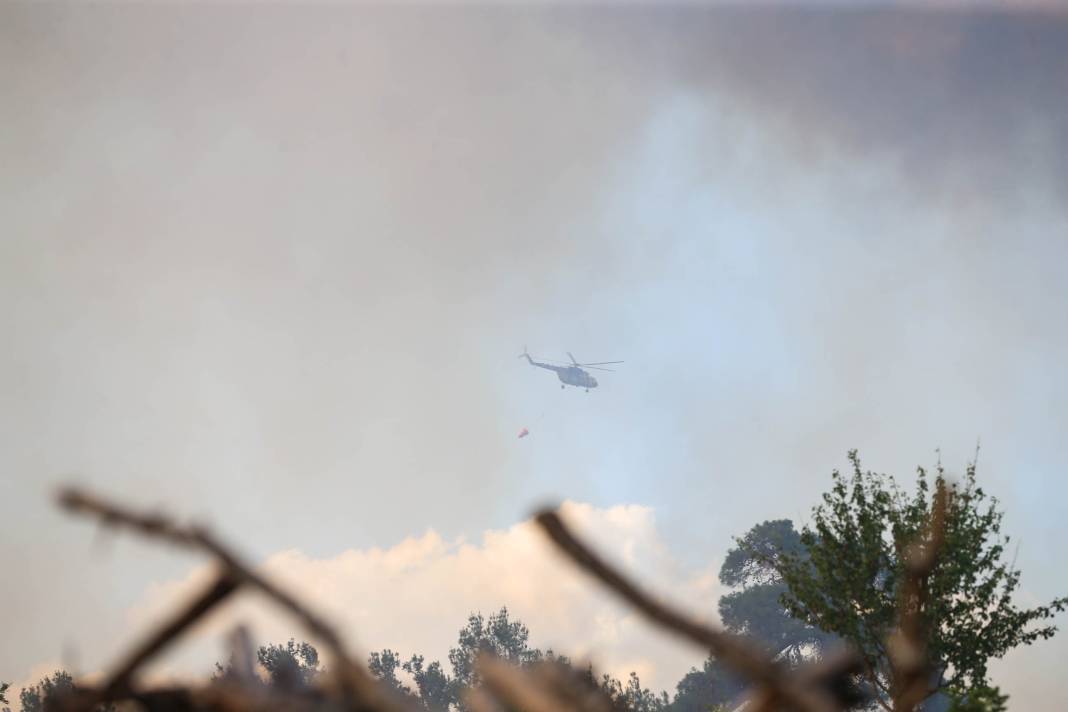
left=103, top=571, right=240, bottom=698
left=534, top=509, right=848, bottom=712
left=52, top=486, right=951, bottom=712
left=474, top=656, right=621, bottom=712
left=66, top=682, right=326, bottom=712
left=527, top=661, right=616, bottom=712
left=463, top=686, right=504, bottom=712
left=889, top=481, right=948, bottom=712
left=477, top=656, right=579, bottom=712
left=56, top=487, right=418, bottom=712
left=57, top=489, right=353, bottom=670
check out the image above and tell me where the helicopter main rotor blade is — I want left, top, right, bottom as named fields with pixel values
left=583, top=366, right=615, bottom=372
left=577, top=360, right=623, bottom=366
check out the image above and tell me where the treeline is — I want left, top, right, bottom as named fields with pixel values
left=220, top=504, right=843, bottom=710
left=218, top=607, right=724, bottom=711
left=5, top=607, right=734, bottom=712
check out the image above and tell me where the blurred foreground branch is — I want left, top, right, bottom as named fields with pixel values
left=50, top=484, right=949, bottom=712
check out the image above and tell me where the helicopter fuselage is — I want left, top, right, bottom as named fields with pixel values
left=556, top=366, right=598, bottom=389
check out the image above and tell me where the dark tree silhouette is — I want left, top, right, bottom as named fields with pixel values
left=720, top=519, right=837, bottom=665
left=256, top=639, right=320, bottom=689
left=19, top=671, right=73, bottom=712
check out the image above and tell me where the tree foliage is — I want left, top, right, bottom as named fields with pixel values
left=600, top=672, right=669, bottom=712
left=11, top=671, right=114, bottom=712
left=256, top=639, right=320, bottom=689
left=669, top=657, right=743, bottom=712
left=401, top=655, right=452, bottom=711
left=368, top=649, right=411, bottom=697
left=946, top=683, right=1008, bottom=712
left=774, top=451, right=1067, bottom=709
left=720, top=519, right=837, bottom=665
left=670, top=520, right=833, bottom=712
left=18, top=671, right=74, bottom=712
left=448, top=606, right=538, bottom=691
left=368, top=606, right=690, bottom=712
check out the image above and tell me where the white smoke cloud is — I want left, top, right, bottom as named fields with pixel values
left=127, top=501, right=724, bottom=692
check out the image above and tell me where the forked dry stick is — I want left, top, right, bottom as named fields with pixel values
left=104, top=571, right=240, bottom=698
left=57, top=489, right=353, bottom=665
left=56, top=487, right=416, bottom=712
left=535, top=509, right=847, bottom=712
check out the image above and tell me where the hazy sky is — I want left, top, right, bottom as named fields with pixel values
left=2, top=3, right=1067, bottom=708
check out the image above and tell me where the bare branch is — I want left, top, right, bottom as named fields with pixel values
left=56, top=487, right=417, bottom=712
left=890, top=480, right=948, bottom=712
left=103, top=571, right=240, bottom=699
left=477, top=656, right=581, bottom=712
left=50, top=486, right=957, bottom=712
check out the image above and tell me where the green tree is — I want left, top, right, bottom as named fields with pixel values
left=256, top=639, right=320, bottom=688
left=402, top=655, right=453, bottom=711
left=946, top=683, right=1007, bottom=712
left=15, top=672, right=114, bottom=712
left=19, top=671, right=73, bottom=712
left=600, top=671, right=669, bottom=712
left=363, top=608, right=673, bottom=712
left=368, top=649, right=411, bottom=696
left=670, top=521, right=834, bottom=712
left=668, top=657, right=745, bottom=712
left=448, top=607, right=537, bottom=690
left=1, top=682, right=9, bottom=706
left=720, top=519, right=837, bottom=665
left=774, top=451, right=1066, bottom=710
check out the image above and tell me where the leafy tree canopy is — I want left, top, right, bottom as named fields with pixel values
left=720, top=519, right=837, bottom=665
left=773, top=451, right=1067, bottom=709
left=946, top=683, right=1008, bottom=712
left=256, top=639, right=320, bottom=689
left=370, top=606, right=677, bottom=712
left=600, top=671, right=669, bottom=712
left=672, top=520, right=832, bottom=712
left=666, top=656, right=743, bottom=712
left=448, top=606, right=537, bottom=690
left=368, top=649, right=410, bottom=697
left=18, top=671, right=73, bottom=712
left=401, top=655, right=452, bottom=712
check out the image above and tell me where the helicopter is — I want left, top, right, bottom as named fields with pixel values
left=519, top=348, right=623, bottom=391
